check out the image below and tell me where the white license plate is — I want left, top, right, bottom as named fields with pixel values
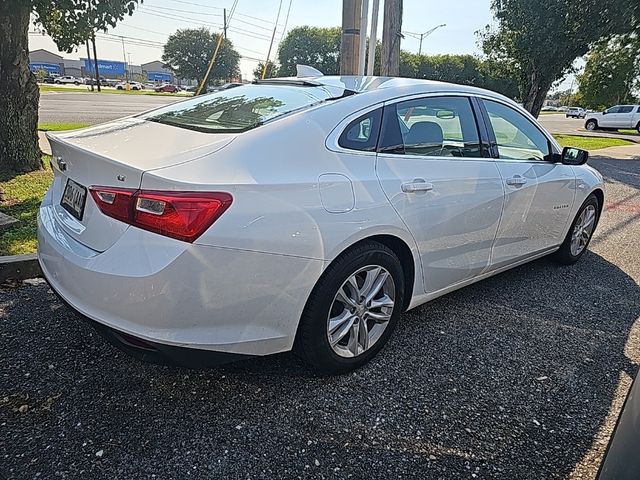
left=61, top=179, right=87, bottom=221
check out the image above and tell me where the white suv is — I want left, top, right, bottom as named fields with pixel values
left=566, top=107, right=586, bottom=118
left=585, top=105, right=640, bottom=133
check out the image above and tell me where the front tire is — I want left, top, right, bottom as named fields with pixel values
left=554, top=194, right=600, bottom=265
left=295, top=242, right=405, bottom=375
left=585, top=119, right=598, bottom=131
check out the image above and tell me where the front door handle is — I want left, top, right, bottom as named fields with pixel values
left=401, top=179, right=434, bottom=193
left=505, top=175, right=527, bottom=186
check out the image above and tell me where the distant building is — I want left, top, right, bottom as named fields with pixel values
left=141, top=60, right=174, bottom=83
left=29, top=49, right=174, bottom=83
left=80, top=58, right=127, bottom=78
left=28, top=49, right=63, bottom=75
left=63, top=59, right=83, bottom=78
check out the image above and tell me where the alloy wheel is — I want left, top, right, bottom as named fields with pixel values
left=570, top=205, right=596, bottom=256
left=327, top=265, right=395, bottom=358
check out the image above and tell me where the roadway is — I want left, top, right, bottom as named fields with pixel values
left=38, top=92, right=180, bottom=124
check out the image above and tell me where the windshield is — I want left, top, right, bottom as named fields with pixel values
left=139, top=84, right=332, bottom=133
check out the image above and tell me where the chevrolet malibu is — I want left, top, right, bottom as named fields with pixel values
left=38, top=74, right=604, bottom=374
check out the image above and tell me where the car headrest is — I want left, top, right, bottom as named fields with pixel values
left=405, top=121, right=444, bottom=147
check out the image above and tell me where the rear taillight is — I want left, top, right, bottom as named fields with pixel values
left=89, top=187, right=232, bottom=243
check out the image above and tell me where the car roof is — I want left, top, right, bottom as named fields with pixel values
left=285, top=75, right=514, bottom=104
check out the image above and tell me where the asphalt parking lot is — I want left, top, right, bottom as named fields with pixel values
left=1, top=154, right=639, bottom=479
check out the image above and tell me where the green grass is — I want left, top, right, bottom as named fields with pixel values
left=38, top=122, right=89, bottom=132
left=619, top=129, right=639, bottom=135
left=0, top=158, right=54, bottom=256
left=39, top=84, right=188, bottom=97
left=552, top=134, right=634, bottom=150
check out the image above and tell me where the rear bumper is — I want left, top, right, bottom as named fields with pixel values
left=37, top=196, right=324, bottom=357
left=47, top=280, right=250, bottom=367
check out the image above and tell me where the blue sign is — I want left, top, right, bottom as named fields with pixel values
left=29, top=62, right=61, bottom=74
left=81, top=58, right=126, bottom=76
left=147, top=71, right=172, bottom=82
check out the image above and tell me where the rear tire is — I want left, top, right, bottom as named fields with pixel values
left=295, top=241, right=405, bottom=375
left=585, top=119, right=598, bottom=131
left=554, top=194, right=600, bottom=265
left=636, top=123, right=640, bottom=134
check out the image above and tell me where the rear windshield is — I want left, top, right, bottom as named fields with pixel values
left=139, top=84, right=332, bottom=133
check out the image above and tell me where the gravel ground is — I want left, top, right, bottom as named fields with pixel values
left=1, top=156, right=639, bottom=480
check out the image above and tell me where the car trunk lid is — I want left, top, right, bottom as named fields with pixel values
left=46, top=118, right=236, bottom=252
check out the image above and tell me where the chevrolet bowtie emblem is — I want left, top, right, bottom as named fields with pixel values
left=54, top=156, right=67, bottom=172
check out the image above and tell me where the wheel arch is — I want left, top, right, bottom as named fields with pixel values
left=591, top=188, right=605, bottom=216
left=326, top=234, right=417, bottom=312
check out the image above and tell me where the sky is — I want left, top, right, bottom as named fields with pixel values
left=27, top=0, right=573, bottom=89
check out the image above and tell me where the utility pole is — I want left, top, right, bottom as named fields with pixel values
left=340, top=0, right=362, bottom=75
left=223, top=8, right=227, bottom=37
left=85, top=40, right=94, bottom=91
left=357, top=0, right=369, bottom=75
left=380, top=0, right=402, bottom=76
left=120, top=36, right=127, bottom=80
left=91, top=34, right=101, bottom=92
left=261, top=0, right=283, bottom=79
left=366, top=0, right=380, bottom=76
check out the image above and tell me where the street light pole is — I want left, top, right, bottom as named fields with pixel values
left=404, top=24, right=446, bottom=56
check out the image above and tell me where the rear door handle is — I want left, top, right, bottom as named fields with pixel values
left=505, top=175, right=527, bottom=186
left=401, top=179, right=434, bottom=193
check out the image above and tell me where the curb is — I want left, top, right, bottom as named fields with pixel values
left=0, top=253, right=42, bottom=283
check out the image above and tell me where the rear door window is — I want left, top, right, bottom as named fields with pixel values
left=379, top=96, right=482, bottom=158
left=140, top=84, right=333, bottom=133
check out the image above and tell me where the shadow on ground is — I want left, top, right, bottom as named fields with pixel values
left=1, top=248, right=638, bottom=479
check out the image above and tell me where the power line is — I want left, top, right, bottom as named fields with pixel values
left=161, top=0, right=224, bottom=11
left=117, top=23, right=170, bottom=38
left=151, top=0, right=284, bottom=28
left=278, top=0, right=293, bottom=43
left=142, top=4, right=223, bottom=17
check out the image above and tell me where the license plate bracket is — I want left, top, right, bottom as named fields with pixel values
left=60, top=179, right=87, bottom=221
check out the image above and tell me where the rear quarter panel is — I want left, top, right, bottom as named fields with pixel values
left=140, top=105, right=420, bottom=273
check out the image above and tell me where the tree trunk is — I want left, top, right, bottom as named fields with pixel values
left=522, top=69, right=553, bottom=118
left=0, top=2, right=42, bottom=174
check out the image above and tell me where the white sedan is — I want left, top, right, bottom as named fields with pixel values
left=38, top=73, right=604, bottom=374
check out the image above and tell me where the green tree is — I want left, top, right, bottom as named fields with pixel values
left=0, top=0, right=141, bottom=174
left=398, top=52, right=519, bottom=99
left=481, top=0, right=639, bottom=117
left=277, top=26, right=341, bottom=76
left=162, top=29, right=240, bottom=88
left=577, top=35, right=640, bottom=110
left=253, top=61, right=279, bottom=80
left=33, top=68, right=48, bottom=82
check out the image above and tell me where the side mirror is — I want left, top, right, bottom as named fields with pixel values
left=561, top=146, right=589, bottom=165
left=602, top=109, right=608, bottom=115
